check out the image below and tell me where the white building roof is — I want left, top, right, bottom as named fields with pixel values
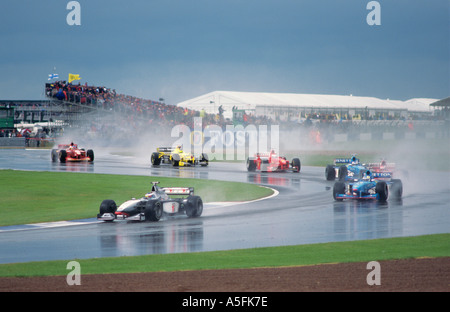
left=176, top=91, right=438, bottom=119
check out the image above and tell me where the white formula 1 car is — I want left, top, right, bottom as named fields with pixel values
left=97, top=182, right=203, bottom=222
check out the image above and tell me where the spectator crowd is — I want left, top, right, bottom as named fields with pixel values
left=44, top=81, right=449, bottom=145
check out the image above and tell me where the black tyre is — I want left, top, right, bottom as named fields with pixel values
left=246, top=158, right=256, bottom=171
left=338, top=166, right=348, bottom=181
left=200, top=153, right=209, bottom=166
left=292, top=158, right=301, bottom=173
left=325, top=164, right=335, bottom=181
left=151, top=152, right=161, bottom=166
left=186, top=196, right=203, bottom=218
left=333, top=181, right=345, bottom=201
left=51, top=149, right=58, bottom=162
left=145, top=201, right=163, bottom=222
left=99, top=200, right=117, bottom=222
left=376, top=181, right=389, bottom=202
left=390, top=179, right=403, bottom=199
left=172, top=153, right=180, bottom=167
left=59, top=150, right=67, bottom=163
left=87, top=149, right=94, bottom=162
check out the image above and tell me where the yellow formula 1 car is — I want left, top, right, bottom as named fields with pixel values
left=151, top=146, right=208, bottom=167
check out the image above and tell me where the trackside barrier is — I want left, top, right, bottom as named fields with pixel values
left=0, top=137, right=26, bottom=147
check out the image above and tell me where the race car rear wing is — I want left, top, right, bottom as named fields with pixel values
left=372, top=172, right=392, bottom=180
left=252, top=151, right=279, bottom=158
left=334, top=158, right=360, bottom=165
left=58, top=144, right=77, bottom=149
left=162, top=187, right=195, bottom=196
left=157, top=147, right=175, bottom=153
left=366, top=163, right=396, bottom=170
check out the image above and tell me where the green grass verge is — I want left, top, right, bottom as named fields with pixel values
left=0, top=233, right=448, bottom=277
left=0, top=170, right=273, bottom=227
left=291, top=138, right=450, bottom=170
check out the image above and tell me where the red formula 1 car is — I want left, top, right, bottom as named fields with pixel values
left=51, top=143, right=94, bottom=163
left=365, top=160, right=396, bottom=175
left=246, top=150, right=301, bottom=172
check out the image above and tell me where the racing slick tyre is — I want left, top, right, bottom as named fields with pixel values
left=172, top=153, right=180, bottom=167
left=99, top=199, right=117, bottom=222
left=338, top=166, right=348, bottom=181
left=186, top=196, right=203, bottom=218
left=200, top=153, right=209, bottom=166
left=51, top=149, right=58, bottom=162
left=87, top=149, right=94, bottom=162
left=100, top=199, right=117, bottom=214
left=59, top=150, right=67, bottom=163
left=390, top=179, right=403, bottom=199
left=246, top=158, right=256, bottom=172
left=325, top=164, right=335, bottom=181
left=151, top=152, right=161, bottom=166
left=333, top=181, right=345, bottom=201
left=292, top=158, right=301, bottom=172
left=376, top=181, right=389, bottom=202
left=145, top=200, right=163, bottom=222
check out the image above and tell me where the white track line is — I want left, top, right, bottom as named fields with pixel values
left=0, top=186, right=279, bottom=232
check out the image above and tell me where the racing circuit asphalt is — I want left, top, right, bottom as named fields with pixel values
left=0, top=148, right=449, bottom=264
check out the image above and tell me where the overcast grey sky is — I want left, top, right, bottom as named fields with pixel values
left=0, top=0, right=448, bottom=104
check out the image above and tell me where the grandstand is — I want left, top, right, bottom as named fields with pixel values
left=430, top=97, right=450, bottom=120
left=1, top=99, right=91, bottom=125
left=43, top=81, right=182, bottom=124
left=1, top=82, right=448, bottom=148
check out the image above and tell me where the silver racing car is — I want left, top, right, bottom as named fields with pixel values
left=97, top=182, right=203, bottom=222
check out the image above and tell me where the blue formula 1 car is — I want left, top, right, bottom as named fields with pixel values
left=325, top=155, right=367, bottom=181
left=332, top=170, right=403, bottom=202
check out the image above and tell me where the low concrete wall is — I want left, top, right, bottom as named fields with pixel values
left=0, top=137, right=55, bottom=148
left=0, top=137, right=25, bottom=147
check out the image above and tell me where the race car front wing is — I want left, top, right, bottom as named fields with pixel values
left=334, top=193, right=379, bottom=200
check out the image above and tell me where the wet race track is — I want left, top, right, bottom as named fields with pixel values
left=0, top=149, right=449, bottom=264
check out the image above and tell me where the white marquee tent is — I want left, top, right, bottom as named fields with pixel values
left=176, top=91, right=438, bottom=120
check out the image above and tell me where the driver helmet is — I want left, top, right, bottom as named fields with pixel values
left=351, top=156, right=358, bottom=165
left=363, top=170, right=372, bottom=180
left=145, top=192, right=156, bottom=199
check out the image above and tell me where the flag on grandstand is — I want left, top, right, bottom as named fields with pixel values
left=48, top=73, right=59, bottom=80
left=68, top=73, right=81, bottom=83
